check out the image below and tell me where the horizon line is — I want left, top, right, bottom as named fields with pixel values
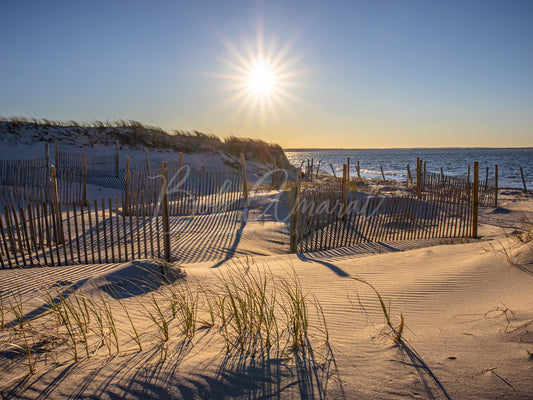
left=284, top=146, right=533, bottom=151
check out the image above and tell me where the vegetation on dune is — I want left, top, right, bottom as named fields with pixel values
left=0, top=117, right=292, bottom=169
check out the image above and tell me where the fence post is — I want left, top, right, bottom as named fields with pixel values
left=240, top=153, right=249, bottom=208
left=115, top=141, right=120, bottom=177
left=520, top=166, right=527, bottom=193
left=55, top=139, right=58, bottom=169
left=82, top=152, right=87, bottom=204
left=357, top=161, right=361, bottom=179
left=51, top=165, right=65, bottom=244
left=145, top=149, right=150, bottom=171
left=494, top=165, right=498, bottom=208
left=290, top=169, right=302, bottom=253
left=472, top=162, right=479, bottom=238
left=179, top=152, right=183, bottom=183
left=125, top=156, right=130, bottom=194
left=316, top=160, right=321, bottom=179
left=161, top=161, right=171, bottom=262
left=45, top=142, right=50, bottom=170
left=406, top=164, right=411, bottom=188
left=416, top=157, right=421, bottom=198
left=329, top=164, right=337, bottom=179
left=485, top=166, right=489, bottom=192
left=342, top=164, right=347, bottom=221
left=346, top=158, right=350, bottom=182
left=380, top=165, right=386, bottom=182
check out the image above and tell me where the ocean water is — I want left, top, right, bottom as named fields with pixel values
left=285, top=148, right=532, bottom=189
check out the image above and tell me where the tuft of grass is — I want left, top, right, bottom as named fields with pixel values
left=141, top=293, right=170, bottom=343
left=7, top=288, right=35, bottom=374
left=351, top=277, right=405, bottom=344
left=279, top=273, right=308, bottom=350
left=213, top=263, right=282, bottom=353
left=98, top=292, right=120, bottom=355
left=117, top=297, right=142, bottom=352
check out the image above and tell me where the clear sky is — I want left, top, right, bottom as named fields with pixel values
left=1, top=0, right=532, bottom=148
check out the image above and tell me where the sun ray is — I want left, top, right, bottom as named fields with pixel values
left=214, top=28, right=307, bottom=124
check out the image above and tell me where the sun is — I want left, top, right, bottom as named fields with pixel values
left=214, top=28, right=306, bottom=123
left=247, top=57, right=276, bottom=96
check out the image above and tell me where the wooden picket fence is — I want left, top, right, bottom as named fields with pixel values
left=417, top=170, right=497, bottom=208
left=127, top=168, right=243, bottom=215
left=0, top=157, right=83, bottom=205
left=292, top=191, right=472, bottom=253
left=0, top=160, right=247, bottom=268
left=0, top=157, right=49, bottom=187
left=414, top=159, right=498, bottom=208
left=0, top=194, right=170, bottom=268
left=290, top=161, right=486, bottom=253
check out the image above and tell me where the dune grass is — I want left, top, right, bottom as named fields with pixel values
left=350, top=277, right=404, bottom=344
left=0, top=259, right=330, bottom=377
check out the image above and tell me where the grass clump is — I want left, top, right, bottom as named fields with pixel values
left=351, top=277, right=404, bottom=344
left=0, top=260, right=330, bottom=377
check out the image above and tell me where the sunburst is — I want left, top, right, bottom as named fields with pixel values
left=215, top=29, right=304, bottom=123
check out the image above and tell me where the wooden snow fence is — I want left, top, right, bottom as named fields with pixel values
left=0, top=163, right=247, bottom=268
left=0, top=193, right=168, bottom=268
left=415, top=160, right=498, bottom=208
left=292, top=191, right=473, bottom=253
left=290, top=162, right=485, bottom=253
left=0, top=157, right=83, bottom=205
left=125, top=167, right=244, bottom=216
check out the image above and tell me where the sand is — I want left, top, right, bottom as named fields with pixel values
left=1, top=145, right=532, bottom=398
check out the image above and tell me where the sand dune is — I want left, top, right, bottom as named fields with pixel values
left=1, top=191, right=532, bottom=399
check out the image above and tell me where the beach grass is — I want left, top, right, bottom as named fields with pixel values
left=0, top=259, right=332, bottom=379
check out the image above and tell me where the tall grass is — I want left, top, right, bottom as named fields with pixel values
left=8, top=287, right=35, bottom=373
left=0, top=260, right=329, bottom=376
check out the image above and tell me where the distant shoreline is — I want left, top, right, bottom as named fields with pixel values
left=284, top=147, right=533, bottom=151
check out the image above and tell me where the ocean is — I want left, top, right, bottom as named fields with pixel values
left=284, top=148, right=532, bottom=189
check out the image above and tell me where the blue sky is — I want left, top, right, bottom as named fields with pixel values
left=1, top=0, right=532, bottom=148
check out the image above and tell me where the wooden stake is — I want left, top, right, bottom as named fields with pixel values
left=161, top=161, right=171, bottom=261
left=520, top=166, right=527, bottom=192
left=116, top=141, right=120, bottom=177
left=145, top=148, right=150, bottom=171
left=125, top=156, right=130, bottom=195
left=346, top=158, right=350, bottom=182
left=290, top=169, right=301, bottom=253
left=380, top=165, right=386, bottom=182
left=82, top=152, right=87, bottom=203
left=329, top=164, right=337, bottom=179
left=472, top=162, right=479, bottom=238
left=240, top=153, right=248, bottom=208
left=51, top=165, right=64, bottom=244
left=494, top=165, right=498, bottom=208
left=342, top=164, right=347, bottom=221
left=55, top=139, right=58, bottom=170
left=416, top=157, right=421, bottom=197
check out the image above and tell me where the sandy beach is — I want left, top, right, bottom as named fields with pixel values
left=2, top=1, right=533, bottom=397
left=1, top=159, right=532, bottom=399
